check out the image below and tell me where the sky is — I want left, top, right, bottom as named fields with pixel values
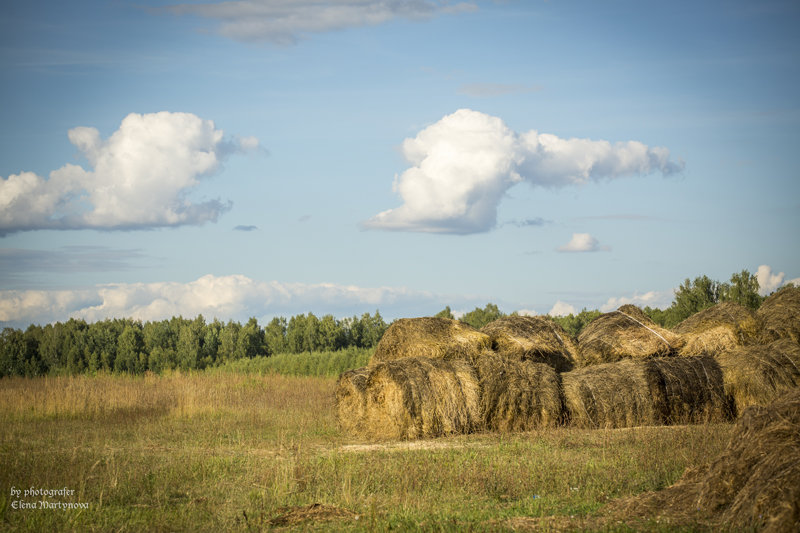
left=1, top=0, right=799, bottom=328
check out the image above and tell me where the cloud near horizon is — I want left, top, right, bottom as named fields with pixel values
left=0, top=274, right=442, bottom=327
left=363, top=109, right=683, bottom=234
left=168, top=0, right=477, bottom=44
left=0, top=112, right=257, bottom=235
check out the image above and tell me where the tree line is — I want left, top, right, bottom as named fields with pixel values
left=0, top=269, right=781, bottom=378
left=0, top=312, right=387, bottom=378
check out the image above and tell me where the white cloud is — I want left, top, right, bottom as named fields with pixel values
left=515, top=308, right=538, bottom=317
left=168, top=0, right=477, bottom=44
left=548, top=301, right=576, bottom=317
left=363, top=109, right=683, bottom=234
left=0, top=274, right=450, bottom=327
left=557, top=233, right=609, bottom=253
left=600, top=290, right=674, bottom=313
left=756, top=264, right=785, bottom=295
left=0, top=112, right=256, bottom=235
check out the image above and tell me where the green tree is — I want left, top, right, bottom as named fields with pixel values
left=116, top=323, right=145, bottom=373
left=264, top=317, right=288, bottom=355
left=722, top=269, right=762, bottom=310
left=434, top=306, right=454, bottom=320
left=237, top=317, right=265, bottom=359
left=460, top=303, right=504, bottom=330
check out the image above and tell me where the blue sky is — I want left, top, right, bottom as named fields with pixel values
left=1, top=0, right=798, bottom=327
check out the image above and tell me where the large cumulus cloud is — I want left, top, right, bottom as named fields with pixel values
left=363, top=109, right=683, bottom=234
left=0, top=112, right=257, bottom=235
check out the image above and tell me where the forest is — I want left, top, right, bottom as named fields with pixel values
left=0, top=269, right=771, bottom=378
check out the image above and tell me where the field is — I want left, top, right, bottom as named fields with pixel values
left=0, top=371, right=737, bottom=532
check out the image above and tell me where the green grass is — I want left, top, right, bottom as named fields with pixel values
left=213, top=347, right=373, bottom=377
left=0, top=372, right=734, bottom=532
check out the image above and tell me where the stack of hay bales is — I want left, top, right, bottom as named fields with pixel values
left=473, top=351, right=564, bottom=432
left=334, top=368, right=370, bottom=436
left=576, top=304, right=681, bottom=366
left=370, top=317, right=491, bottom=365
left=562, top=356, right=729, bottom=429
left=717, top=338, right=800, bottom=417
left=480, top=315, right=577, bottom=372
left=757, top=286, right=800, bottom=344
left=674, top=302, right=760, bottom=356
left=360, top=357, right=481, bottom=440
left=607, top=390, right=800, bottom=532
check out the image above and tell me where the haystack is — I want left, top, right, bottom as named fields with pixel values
left=562, top=356, right=728, bottom=429
left=576, top=304, right=680, bottom=366
left=473, top=352, right=564, bottom=432
left=717, top=338, right=800, bottom=416
left=480, top=315, right=577, bottom=372
left=562, top=359, right=661, bottom=428
left=361, top=357, right=480, bottom=440
left=608, top=390, right=800, bottom=532
left=370, top=317, right=491, bottom=365
left=674, top=302, right=761, bottom=356
left=757, top=285, right=800, bottom=344
left=335, top=367, right=371, bottom=436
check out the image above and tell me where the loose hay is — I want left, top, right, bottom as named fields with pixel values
left=480, top=315, right=578, bottom=372
left=335, top=367, right=371, bottom=436
left=674, top=301, right=761, bottom=356
left=268, top=503, right=358, bottom=526
left=576, top=304, right=680, bottom=366
left=362, top=357, right=481, bottom=440
left=757, top=285, right=800, bottom=344
left=562, top=356, right=729, bottom=428
left=607, top=390, right=800, bottom=533
left=370, top=317, right=491, bottom=365
left=717, top=338, right=800, bottom=416
left=473, top=352, right=564, bottom=432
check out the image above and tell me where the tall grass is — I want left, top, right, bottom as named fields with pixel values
left=214, top=347, right=373, bottom=377
left=0, top=371, right=734, bottom=531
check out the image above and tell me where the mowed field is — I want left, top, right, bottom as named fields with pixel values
left=0, top=372, right=735, bottom=532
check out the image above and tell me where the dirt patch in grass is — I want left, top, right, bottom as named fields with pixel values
left=267, top=503, right=359, bottom=527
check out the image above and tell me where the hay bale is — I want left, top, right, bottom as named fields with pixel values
left=473, top=352, right=564, bottom=432
left=647, top=356, right=730, bottom=424
left=757, top=286, right=800, bottom=344
left=370, top=317, right=491, bottom=365
left=361, top=357, right=480, bottom=440
left=606, top=390, right=800, bottom=532
left=674, top=302, right=761, bottom=356
left=717, top=338, right=800, bottom=416
left=562, top=356, right=729, bottom=429
left=697, top=390, right=800, bottom=531
left=335, top=367, right=371, bottom=436
left=562, top=359, right=661, bottom=428
left=480, top=315, right=577, bottom=372
left=576, top=304, right=680, bottom=366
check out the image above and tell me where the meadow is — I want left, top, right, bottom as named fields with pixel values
left=0, top=368, right=734, bottom=532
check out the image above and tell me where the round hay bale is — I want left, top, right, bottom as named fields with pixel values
left=697, top=389, right=800, bottom=532
left=674, top=302, right=761, bottom=356
left=647, top=356, right=731, bottom=425
left=370, top=317, right=491, bottom=365
left=335, top=367, right=371, bottom=436
left=717, top=338, right=800, bottom=416
left=362, top=357, right=480, bottom=440
left=562, top=356, right=729, bottom=429
left=576, top=304, right=680, bottom=366
left=473, top=352, right=564, bottom=432
left=480, top=315, right=577, bottom=372
left=562, top=359, right=661, bottom=429
left=757, top=286, right=800, bottom=344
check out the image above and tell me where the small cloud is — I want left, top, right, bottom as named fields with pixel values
left=600, top=290, right=674, bottom=312
left=233, top=225, right=258, bottom=232
left=507, top=217, right=549, bottom=228
left=516, top=308, right=538, bottom=317
left=457, top=83, right=542, bottom=97
left=756, top=264, right=785, bottom=295
left=167, top=0, right=478, bottom=44
left=557, top=233, right=609, bottom=253
left=548, top=301, right=576, bottom=317
left=297, top=215, right=311, bottom=223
